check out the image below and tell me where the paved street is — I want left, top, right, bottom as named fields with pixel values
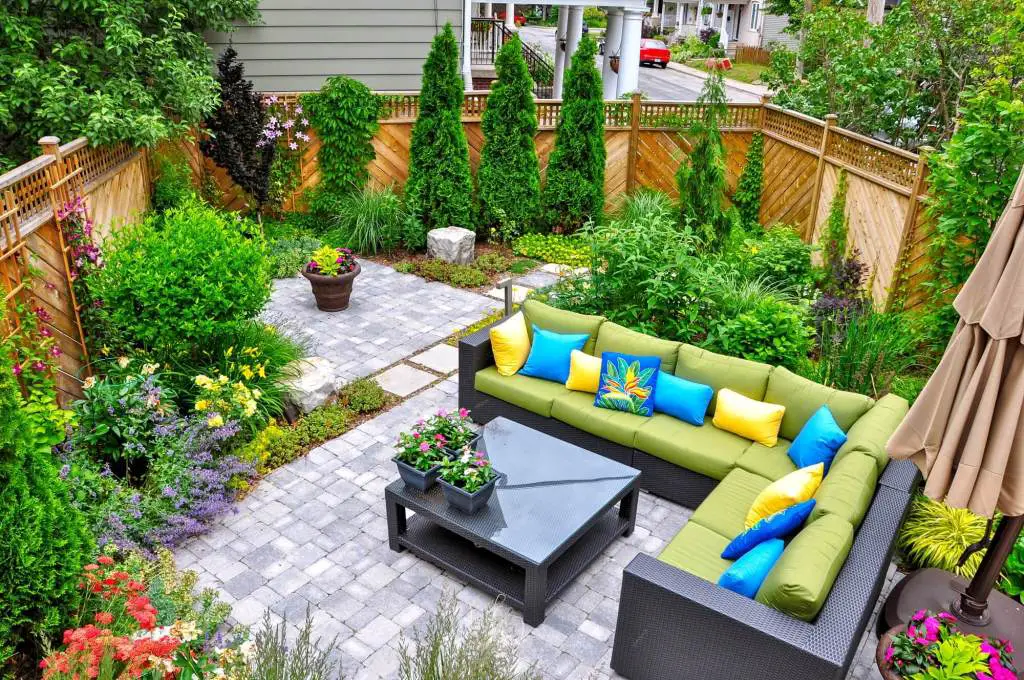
left=518, top=25, right=759, bottom=102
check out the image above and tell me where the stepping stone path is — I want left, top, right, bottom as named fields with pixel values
left=374, top=363, right=438, bottom=398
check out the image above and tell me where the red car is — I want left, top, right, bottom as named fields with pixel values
left=495, top=10, right=527, bottom=26
left=640, top=39, right=671, bottom=68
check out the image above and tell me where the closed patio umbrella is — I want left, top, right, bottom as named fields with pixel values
left=882, top=164, right=1024, bottom=651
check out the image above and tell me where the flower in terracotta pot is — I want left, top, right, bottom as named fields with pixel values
left=879, top=609, right=1017, bottom=680
left=303, top=245, right=360, bottom=312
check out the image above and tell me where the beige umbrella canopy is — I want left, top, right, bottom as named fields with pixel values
left=888, top=166, right=1024, bottom=518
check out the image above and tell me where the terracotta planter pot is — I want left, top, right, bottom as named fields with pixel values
left=302, top=262, right=360, bottom=312
left=875, top=626, right=905, bottom=680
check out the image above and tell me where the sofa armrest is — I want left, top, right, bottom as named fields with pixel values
left=880, top=458, right=921, bottom=494
left=837, top=393, right=910, bottom=474
left=612, top=555, right=837, bottom=680
left=458, top=322, right=499, bottom=411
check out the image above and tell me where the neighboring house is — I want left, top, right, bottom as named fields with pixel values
left=206, top=1, right=466, bottom=92
left=649, top=0, right=794, bottom=50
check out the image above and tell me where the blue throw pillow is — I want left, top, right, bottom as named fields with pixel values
left=518, top=326, right=589, bottom=383
left=721, top=499, right=816, bottom=560
left=594, top=352, right=660, bottom=417
left=718, top=539, right=785, bottom=598
left=653, top=371, right=714, bottom=426
left=788, top=406, right=848, bottom=471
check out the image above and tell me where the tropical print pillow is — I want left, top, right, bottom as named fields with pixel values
left=594, top=352, right=661, bottom=416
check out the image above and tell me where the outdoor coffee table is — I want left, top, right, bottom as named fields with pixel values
left=385, top=416, right=641, bottom=626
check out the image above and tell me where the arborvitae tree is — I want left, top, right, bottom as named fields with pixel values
left=677, top=68, right=729, bottom=248
left=732, top=131, right=765, bottom=230
left=201, top=47, right=274, bottom=206
left=405, top=23, right=474, bottom=236
left=478, top=34, right=542, bottom=235
left=0, top=312, right=92, bottom=664
left=542, top=37, right=606, bottom=233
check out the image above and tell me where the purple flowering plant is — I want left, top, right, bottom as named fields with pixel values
left=259, top=94, right=312, bottom=210
left=884, top=609, right=1016, bottom=680
left=439, top=449, right=497, bottom=493
left=395, top=427, right=446, bottom=471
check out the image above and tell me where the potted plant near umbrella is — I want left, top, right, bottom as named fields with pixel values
left=303, top=245, right=360, bottom=312
left=393, top=427, right=446, bottom=492
left=883, top=167, right=1024, bottom=656
left=438, top=449, right=499, bottom=514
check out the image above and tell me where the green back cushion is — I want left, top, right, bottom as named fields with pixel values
left=809, top=450, right=878, bottom=528
left=832, top=393, right=910, bottom=474
left=593, top=322, right=682, bottom=374
left=755, top=514, right=854, bottom=621
left=675, top=344, right=773, bottom=414
left=522, top=299, right=605, bottom=355
left=764, top=367, right=874, bottom=441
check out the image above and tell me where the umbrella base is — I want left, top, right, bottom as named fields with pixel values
left=881, top=568, right=1024, bottom=654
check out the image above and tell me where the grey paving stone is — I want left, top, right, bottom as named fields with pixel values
left=408, top=343, right=460, bottom=374
left=373, top=363, right=438, bottom=397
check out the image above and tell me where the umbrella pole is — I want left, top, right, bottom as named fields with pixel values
left=954, top=514, right=1024, bottom=624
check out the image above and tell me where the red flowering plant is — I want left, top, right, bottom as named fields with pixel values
left=4, top=292, right=63, bottom=400
left=884, top=609, right=1017, bottom=680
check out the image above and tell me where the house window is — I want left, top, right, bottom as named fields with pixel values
left=750, top=2, right=761, bottom=30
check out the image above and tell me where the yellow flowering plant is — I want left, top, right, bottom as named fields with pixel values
left=192, top=371, right=262, bottom=431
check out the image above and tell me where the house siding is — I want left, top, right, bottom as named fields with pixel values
left=760, top=13, right=799, bottom=50
left=207, top=0, right=465, bottom=92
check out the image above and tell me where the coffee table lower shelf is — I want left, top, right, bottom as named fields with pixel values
left=394, top=511, right=631, bottom=625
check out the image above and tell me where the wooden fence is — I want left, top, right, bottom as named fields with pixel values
left=0, top=138, right=150, bottom=401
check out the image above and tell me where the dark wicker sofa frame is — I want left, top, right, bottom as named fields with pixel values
left=459, top=324, right=920, bottom=680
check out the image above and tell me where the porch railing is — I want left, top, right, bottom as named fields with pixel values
left=471, top=18, right=554, bottom=99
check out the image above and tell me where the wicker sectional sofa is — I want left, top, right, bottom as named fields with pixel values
left=458, top=300, right=920, bottom=680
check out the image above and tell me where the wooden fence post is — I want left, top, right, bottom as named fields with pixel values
left=805, top=114, right=837, bottom=241
left=885, top=147, right=931, bottom=312
left=626, top=92, right=642, bottom=193
left=758, top=95, right=771, bottom=130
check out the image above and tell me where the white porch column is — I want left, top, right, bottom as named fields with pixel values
left=463, top=0, right=474, bottom=89
left=505, top=2, right=516, bottom=29
left=616, top=8, right=644, bottom=97
left=553, top=6, right=570, bottom=98
left=602, top=9, right=624, bottom=99
left=677, top=2, right=685, bottom=32
left=718, top=3, right=729, bottom=50
left=483, top=2, right=492, bottom=17
left=564, top=5, right=585, bottom=79
left=696, top=0, right=705, bottom=27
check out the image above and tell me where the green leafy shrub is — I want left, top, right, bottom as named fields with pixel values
left=268, top=235, right=322, bottom=279
left=899, top=495, right=988, bottom=578
left=1000, top=531, right=1024, bottom=603
left=478, top=34, right=542, bottom=233
left=616, top=189, right=676, bottom=225
left=406, top=23, right=474, bottom=237
left=324, top=186, right=407, bottom=254
left=733, top=226, right=813, bottom=290
left=512, top=233, right=589, bottom=268
left=338, top=377, right=389, bottom=414
left=473, top=252, right=513, bottom=274
left=542, top=37, right=606, bottom=233
left=0, top=307, right=92, bottom=664
left=711, top=296, right=812, bottom=369
left=732, top=132, right=764, bottom=229
left=398, top=590, right=540, bottom=680
left=94, top=201, right=271, bottom=358
left=677, top=68, right=730, bottom=248
left=418, top=259, right=490, bottom=287
left=508, top=258, right=538, bottom=274
left=302, top=75, right=380, bottom=198
left=243, top=402, right=353, bottom=472
left=152, top=149, right=198, bottom=212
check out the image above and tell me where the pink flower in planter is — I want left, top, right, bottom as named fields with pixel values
left=919, top=617, right=940, bottom=644
left=459, top=407, right=469, bottom=418
left=419, top=442, right=430, bottom=452
left=413, top=432, right=421, bottom=439
left=884, top=645, right=894, bottom=664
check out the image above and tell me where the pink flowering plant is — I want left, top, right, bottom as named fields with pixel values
left=884, top=610, right=1016, bottom=680
left=395, top=427, right=446, bottom=471
left=439, top=449, right=497, bottom=493
left=259, top=94, right=312, bottom=210
left=307, top=245, right=356, bottom=277
left=420, top=407, right=477, bottom=451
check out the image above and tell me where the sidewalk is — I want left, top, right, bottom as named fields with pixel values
left=666, top=61, right=770, bottom=99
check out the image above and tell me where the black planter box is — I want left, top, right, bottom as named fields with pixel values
left=393, top=458, right=442, bottom=492
left=439, top=475, right=498, bottom=514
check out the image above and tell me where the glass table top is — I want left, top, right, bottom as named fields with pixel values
left=388, top=417, right=640, bottom=565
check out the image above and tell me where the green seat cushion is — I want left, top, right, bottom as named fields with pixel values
left=735, top=440, right=797, bottom=481
left=833, top=393, right=910, bottom=474
left=550, top=391, right=647, bottom=448
left=764, top=367, right=875, bottom=441
left=659, top=521, right=733, bottom=583
left=522, top=299, right=605, bottom=355
left=690, top=468, right=773, bottom=539
left=756, top=513, right=854, bottom=621
left=635, top=415, right=751, bottom=481
left=593, top=322, right=681, bottom=374
left=675, top=344, right=773, bottom=414
left=475, top=366, right=570, bottom=417
left=809, top=451, right=878, bottom=528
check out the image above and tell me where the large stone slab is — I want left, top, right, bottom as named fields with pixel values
left=283, top=357, right=337, bottom=413
left=374, top=363, right=437, bottom=398
left=426, top=227, right=476, bottom=265
left=409, top=343, right=459, bottom=374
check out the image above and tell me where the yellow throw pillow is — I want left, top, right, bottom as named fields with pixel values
left=489, top=312, right=531, bottom=376
left=565, top=350, right=601, bottom=393
left=712, top=388, right=786, bottom=447
left=745, top=463, right=825, bottom=528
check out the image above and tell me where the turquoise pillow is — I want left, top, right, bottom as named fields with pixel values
left=722, top=499, right=816, bottom=560
left=718, top=539, right=785, bottom=598
left=594, top=352, right=660, bottom=417
left=653, top=371, right=713, bottom=426
left=788, top=406, right=848, bottom=471
left=518, top=326, right=589, bottom=383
